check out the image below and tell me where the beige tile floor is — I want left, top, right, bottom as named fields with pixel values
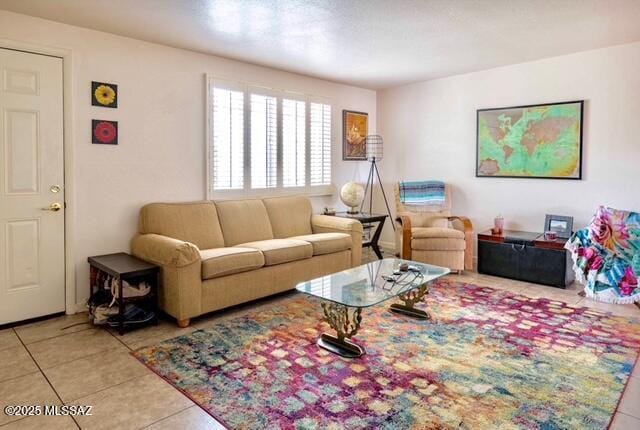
left=1, top=249, right=639, bottom=429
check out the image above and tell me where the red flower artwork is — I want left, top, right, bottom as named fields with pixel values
left=92, top=120, right=118, bottom=145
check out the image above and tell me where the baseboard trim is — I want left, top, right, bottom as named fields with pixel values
left=68, top=302, right=87, bottom=315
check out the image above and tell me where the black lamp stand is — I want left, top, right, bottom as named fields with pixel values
left=360, top=157, right=395, bottom=231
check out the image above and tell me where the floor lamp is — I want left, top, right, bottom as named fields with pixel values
left=360, top=135, right=395, bottom=230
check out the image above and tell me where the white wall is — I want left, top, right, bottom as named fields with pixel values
left=0, top=11, right=376, bottom=306
left=377, top=41, right=640, bottom=250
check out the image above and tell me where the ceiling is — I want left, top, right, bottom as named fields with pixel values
left=2, top=0, right=640, bottom=89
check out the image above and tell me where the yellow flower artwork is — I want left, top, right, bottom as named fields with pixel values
left=92, top=81, right=118, bottom=108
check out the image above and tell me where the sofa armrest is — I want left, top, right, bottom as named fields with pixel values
left=396, top=215, right=413, bottom=260
left=131, top=234, right=200, bottom=268
left=311, top=214, right=363, bottom=234
left=448, top=216, right=474, bottom=270
left=311, top=215, right=363, bottom=267
left=131, top=234, right=202, bottom=321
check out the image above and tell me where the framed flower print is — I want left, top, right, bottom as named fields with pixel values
left=92, top=81, right=118, bottom=108
left=92, top=120, right=118, bottom=145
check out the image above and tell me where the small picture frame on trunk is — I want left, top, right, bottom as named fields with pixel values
left=544, top=214, right=573, bottom=239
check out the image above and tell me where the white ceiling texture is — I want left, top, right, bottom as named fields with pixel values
left=1, top=0, right=640, bottom=89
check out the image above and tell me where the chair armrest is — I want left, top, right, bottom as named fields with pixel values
left=448, top=216, right=473, bottom=270
left=396, top=215, right=412, bottom=260
left=311, top=215, right=364, bottom=267
left=131, top=234, right=200, bottom=268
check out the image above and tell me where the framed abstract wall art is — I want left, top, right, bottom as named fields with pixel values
left=342, top=110, right=368, bottom=160
left=92, top=81, right=118, bottom=108
left=476, top=100, right=583, bottom=179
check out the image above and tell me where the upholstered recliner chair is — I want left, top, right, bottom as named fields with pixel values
left=394, top=182, right=473, bottom=272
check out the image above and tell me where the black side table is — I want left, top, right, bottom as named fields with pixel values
left=88, top=253, right=159, bottom=334
left=330, top=212, right=387, bottom=259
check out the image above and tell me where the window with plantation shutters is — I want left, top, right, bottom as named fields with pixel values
left=250, top=93, right=277, bottom=189
left=210, top=86, right=244, bottom=190
left=309, top=102, right=331, bottom=186
left=207, top=77, right=333, bottom=198
left=282, top=99, right=306, bottom=187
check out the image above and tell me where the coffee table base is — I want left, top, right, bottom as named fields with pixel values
left=317, top=333, right=365, bottom=358
left=319, top=302, right=365, bottom=359
left=389, top=303, right=431, bottom=320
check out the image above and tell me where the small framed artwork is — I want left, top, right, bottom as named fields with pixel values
left=92, top=120, right=118, bottom=145
left=92, top=81, right=118, bottom=108
left=544, top=214, right=573, bottom=239
left=476, top=100, right=583, bottom=179
left=342, top=110, right=368, bottom=160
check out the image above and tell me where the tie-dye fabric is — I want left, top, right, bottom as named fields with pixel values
left=566, top=206, right=640, bottom=304
left=134, top=281, right=640, bottom=429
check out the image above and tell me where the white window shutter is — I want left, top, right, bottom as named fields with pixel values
left=282, top=98, right=306, bottom=187
left=208, top=76, right=332, bottom=196
left=250, top=94, right=277, bottom=189
left=310, top=102, right=331, bottom=186
left=211, top=87, right=244, bottom=190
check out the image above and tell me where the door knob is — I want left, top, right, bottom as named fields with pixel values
left=42, top=202, right=62, bottom=212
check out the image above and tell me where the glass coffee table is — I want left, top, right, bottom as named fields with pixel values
left=296, top=258, right=449, bottom=358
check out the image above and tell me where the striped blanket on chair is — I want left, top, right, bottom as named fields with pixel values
left=399, top=180, right=446, bottom=206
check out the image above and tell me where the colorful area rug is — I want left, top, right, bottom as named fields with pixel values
left=134, top=281, right=640, bottom=429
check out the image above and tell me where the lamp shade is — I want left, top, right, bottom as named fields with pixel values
left=366, top=135, right=383, bottom=160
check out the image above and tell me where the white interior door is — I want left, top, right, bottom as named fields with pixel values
left=0, top=48, right=65, bottom=325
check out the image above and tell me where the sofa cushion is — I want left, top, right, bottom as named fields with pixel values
left=139, top=202, right=224, bottom=250
left=263, top=196, right=313, bottom=238
left=289, top=233, right=352, bottom=256
left=215, top=199, right=274, bottom=246
left=411, top=227, right=464, bottom=239
left=412, top=237, right=466, bottom=251
left=237, top=239, right=313, bottom=266
left=200, top=247, right=265, bottom=280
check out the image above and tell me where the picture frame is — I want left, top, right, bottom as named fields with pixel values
left=91, top=81, right=118, bottom=108
left=92, top=120, right=118, bottom=145
left=544, top=214, right=573, bottom=239
left=476, top=100, right=584, bottom=179
left=342, top=110, right=368, bottom=160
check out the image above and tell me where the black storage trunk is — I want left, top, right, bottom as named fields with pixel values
left=477, top=230, right=574, bottom=289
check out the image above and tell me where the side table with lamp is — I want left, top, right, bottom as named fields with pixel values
left=330, top=210, right=388, bottom=259
left=334, top=135, right=395, bottom=259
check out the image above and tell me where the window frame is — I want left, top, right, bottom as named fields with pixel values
left=206, top=75, right=334, bottom=200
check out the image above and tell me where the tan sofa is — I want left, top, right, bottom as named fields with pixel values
left=131, top=196, right=363, bottom=327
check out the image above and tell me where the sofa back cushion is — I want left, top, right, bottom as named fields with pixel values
left=215, top=199, right=274, bottom=246
left=139, top=201, right=225, bottom=250
left=262, top=196, right=313, bottom=238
